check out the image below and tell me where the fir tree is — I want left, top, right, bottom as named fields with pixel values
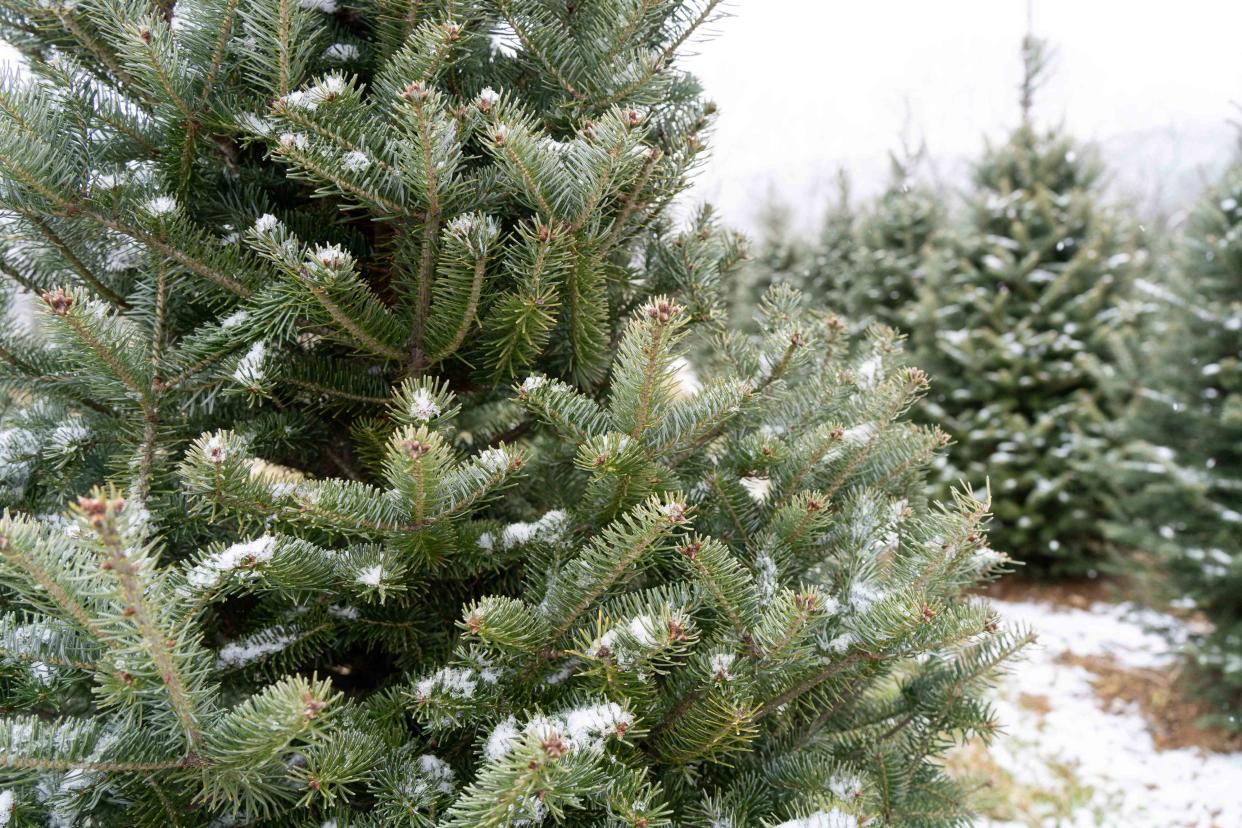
left=740, top=153, right=940, bottom=341
left=918, top=37, right=1139, bottom=577
left=830, top=150, right=941, bottom=336
left=0, top=1, right=1022, bottom=824
left=1108, top=154, right=1242, bottom=719
left=800, top=170, right=859, bottom=305
left=731, top=172, right=857, bottom=333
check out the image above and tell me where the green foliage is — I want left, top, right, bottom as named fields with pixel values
left=0, top=0, right=1022, bottom=823
left=1107, top=155, right=1242, bottom=719
left=768, top=153, right=945, bottom=338
left=0, top=288, right=1024, bottom=825
left=917, top=111, right=1140, bottom=577
left=736, top=151, right=943, bottom=341
left=846, top=152, right=944, bottom=333
left=730, top=172, right=859, bottom=332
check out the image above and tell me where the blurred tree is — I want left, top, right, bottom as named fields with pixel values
left=917, top=36, right=1142, bottom=577
left=1107, top=152, right=1242, bottom=720
left=842, top=147, right=944, bottom=334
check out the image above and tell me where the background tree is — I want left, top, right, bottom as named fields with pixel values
left=917, top=37, right=1141, bottom=577
left=1107, top=152, right=1242, bottom=721
left=838, top=147, right=943, bottom=336
left=729, top=171, right=858, bottom=332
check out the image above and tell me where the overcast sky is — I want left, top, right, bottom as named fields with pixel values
left=682, top=0, right=1242, bottom=231
left=3, top=2, right=1240, bottom=232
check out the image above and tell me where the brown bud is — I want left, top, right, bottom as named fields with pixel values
left=465, top=614, right=482, bottom=635
left=667, top=619, right=687, bottom=641
left=401, top=438, right=431, bottom=459
left=794, top=592, right=818, bottom=612
left=444, top=22, right=462, bottom=40
left=679, top=541, right=701, bottom=560
left=806, top=498, right=823, bottom=512
left=622, top=108, right=642, bottom=128
left=303, top=691, right=327, bottom=719
left=646, top=298, right=678, bottom=323
left=921, top=603, right=936, bottom=622
left=42, top=288, right=73, bottom=316
left=541, top=733, right=567, bottom=758
left=402, top=81, right=428, bottom=101
left=139, top=28, right=152, bottom=43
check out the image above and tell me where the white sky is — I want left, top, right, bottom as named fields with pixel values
left=3, top=2, right=1240, bottom=231
left=682, top=0, right=1242, bottom=231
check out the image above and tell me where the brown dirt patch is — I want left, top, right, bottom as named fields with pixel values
left=977, top=577, right=1119, bottom=609
left=1017, top=692, right=1052, bottom=716
left=1056, top=652, right=1242, bottom=754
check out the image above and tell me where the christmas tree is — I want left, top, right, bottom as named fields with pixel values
left=918, top=37, right=1139, bottom=577
left=1108, top=153, right=1242, bottom=719
left=835, top=149, right=942, bottom=336
left=798, top=171, right=859, bottom=308
left=0, top=1, right=1022, bottom=824
left=733, top=172, right=856, bottom=332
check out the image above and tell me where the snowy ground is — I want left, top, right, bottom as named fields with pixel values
left=964, top=597, right=1242, bottom=827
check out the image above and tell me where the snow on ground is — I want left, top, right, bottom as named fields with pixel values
left=979, top=598, right=1242, bottom=827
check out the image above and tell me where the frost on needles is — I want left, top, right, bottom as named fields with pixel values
left=0, top=0, right=1023, bottom=825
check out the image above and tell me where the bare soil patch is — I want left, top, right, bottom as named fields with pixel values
left=1055, top=651, right=1242, bottom=754
left=977, top=576, right=1120, bottom=609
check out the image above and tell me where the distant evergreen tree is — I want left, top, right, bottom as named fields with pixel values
left=1109, top=153, right=1242, bottom=719
left=0, top=0, right=1023, bottom=824
left=731, top=172, right=857, bottom=331
left=918, top=37, right=1140, bottom=576
left=842, top=149, right=944, bottom=334
left=729, top=199, right=806, bottom=329
left=802, top=170, right=859, bottom=303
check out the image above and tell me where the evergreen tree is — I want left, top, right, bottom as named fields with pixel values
left=1108, top=154, right=1242, bottom=719
left=740, top=153, right=940, bottom=341
left=918, top=37, right=1139, bottom=577
left=800, top=170, right=859, bottom=305
left=0, top=1, right=1022, bottom=824
left=834, top=151, right=942, bottom=335
left=731, top=172, right=857, bottom=332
